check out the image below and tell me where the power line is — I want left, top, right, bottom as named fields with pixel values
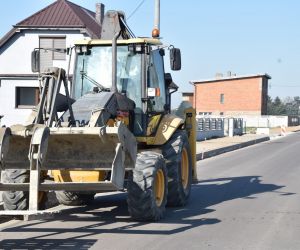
left=271, top=84, right=300, bottom=88
left=127, top=0, right=147, bottom=20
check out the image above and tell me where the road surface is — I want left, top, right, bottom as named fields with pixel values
left=1, top=133, right=300, bottom=249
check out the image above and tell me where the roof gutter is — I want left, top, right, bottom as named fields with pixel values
left=191, top=74, right=272, bottom=84
left=0, top=74, right=39, bottom=80
left=0, top=26, right=96, bottom=50
left=14, top=26, right=87, bottom=32
left=14, top=26, right=98, bottom=38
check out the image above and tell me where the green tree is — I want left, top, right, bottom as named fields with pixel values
left=284, top=96, right=300, bottom=115
left=267, top=96, right=286, bottom=115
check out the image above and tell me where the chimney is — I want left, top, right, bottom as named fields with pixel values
left=96, top=3, right=105, bottom=24
left=215, top=73, right=223, bottom=79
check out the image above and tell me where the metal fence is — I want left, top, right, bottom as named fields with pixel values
left=197, top=117, right=243, bottom=141
left=197, top=118, right=224, bottom=141
left=288, top=116, right=300, bottom=126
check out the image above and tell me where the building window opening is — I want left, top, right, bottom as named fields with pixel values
left=39, top=37, right=66, bottom=72
left=220, top=93, right=224, bottom=104
left=16, top=87, right=39, bottom=108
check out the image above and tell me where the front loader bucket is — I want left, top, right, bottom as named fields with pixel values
left=46, top=127, right=133, bottom=170
left=0, top=126, right=32, bottom=170
left=1, top=124, right=136, bottom=187
left=44, top=125, right=137, bottom=190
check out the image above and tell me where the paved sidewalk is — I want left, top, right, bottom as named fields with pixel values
left=269, top=125, right=300, bottom=135
left=196, top=134, right=270, bottom=160
left=196, top=125, right=300, bottom=161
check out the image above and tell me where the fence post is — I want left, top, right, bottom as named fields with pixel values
left=229, top=118, right=234, bottom=137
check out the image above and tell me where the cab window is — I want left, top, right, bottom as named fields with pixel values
left=148, top=49, right=166, bottom=112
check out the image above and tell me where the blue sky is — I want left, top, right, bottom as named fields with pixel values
left=1, top=0, right=300, bottom=104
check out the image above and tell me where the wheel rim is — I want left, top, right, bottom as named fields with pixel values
left=154, top=169, right=165, bottom=207
left=181, top=148, right=189, bottom=189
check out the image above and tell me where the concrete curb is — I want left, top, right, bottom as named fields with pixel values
left=196, top=136, right=270, bottom=161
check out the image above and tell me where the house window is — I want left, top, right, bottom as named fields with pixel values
left=53, top=38, right=66, bottom=60
left=16, top=87, right=39, bottom=108
left=39, top=37, right=66, bottom=71
left=220, top=93, right=224, bottom=104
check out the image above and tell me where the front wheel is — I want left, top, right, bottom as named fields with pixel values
left=2, top=169, right=49, bottom=210
left=2, top=169, right=29, bottom=210
left=127, top=151, right=168, bottom=221
left=162, top=130, right=192, bottom=206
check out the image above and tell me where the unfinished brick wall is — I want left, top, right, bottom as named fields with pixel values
left=194, top=76, right=268, bottom=116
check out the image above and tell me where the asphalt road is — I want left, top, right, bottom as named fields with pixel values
left=1, top=133, right=300, bottom=250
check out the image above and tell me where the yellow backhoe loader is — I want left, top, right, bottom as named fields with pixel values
left=0, top=8, right=196, bottom=221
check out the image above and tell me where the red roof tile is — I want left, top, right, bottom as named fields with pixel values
left=16, top=0, right=101, bottom=38
left=0, top=0, right=101, bottom=48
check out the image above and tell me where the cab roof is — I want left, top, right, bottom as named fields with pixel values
left=75, top=37, right=163, bottom=46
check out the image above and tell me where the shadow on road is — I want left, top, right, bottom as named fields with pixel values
left=0, top=175, right=285, bottom=248
left=194, top=176, right=286, bottom=208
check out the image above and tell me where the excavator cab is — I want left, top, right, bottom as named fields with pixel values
left=71, top=39, right=181, bottom=136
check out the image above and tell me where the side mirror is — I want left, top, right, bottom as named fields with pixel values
left=165, top=73, right=178, bottom=93
left=31, top=50, right=40, bottom=73
left=170, top=48, right=181, bottom=71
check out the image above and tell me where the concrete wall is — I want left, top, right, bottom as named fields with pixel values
left=197, top=115, right=290, bottom=130
left=0, top=30, right=88, bottom=126
left=241, top=115, right=288, bottom=128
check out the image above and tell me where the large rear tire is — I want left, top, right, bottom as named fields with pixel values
left=55, top=191, right=95, bottom=206
left=127, top=151, right=168, bottom=221
left=162, top=130, right=192, bottom=206
left=2, top=169, right=29, bottom=210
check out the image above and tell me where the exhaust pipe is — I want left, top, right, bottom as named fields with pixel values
left=111, top=31, right=120, bottom=93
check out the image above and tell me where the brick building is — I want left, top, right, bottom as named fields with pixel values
left=190, top=73, right=271, bottom=116
left=182, top=92, right=194, bottom=104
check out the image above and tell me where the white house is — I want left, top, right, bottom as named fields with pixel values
left=0, top=0, right=104, bottom=126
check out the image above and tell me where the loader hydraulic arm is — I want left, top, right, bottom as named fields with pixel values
left=33, top=68, right=75, bottom=127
